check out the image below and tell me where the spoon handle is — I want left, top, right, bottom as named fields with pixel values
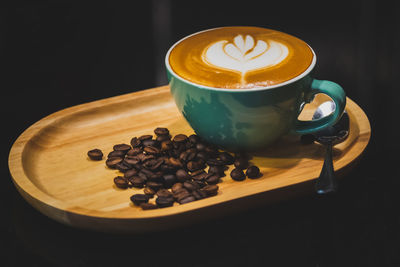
left=315, top=143, right=338, bottom=194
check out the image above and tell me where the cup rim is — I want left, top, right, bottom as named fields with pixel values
left=165, top=26, right=317, bottom=92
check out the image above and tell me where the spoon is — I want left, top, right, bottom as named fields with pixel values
left=311, top=101, right=350, bottom=194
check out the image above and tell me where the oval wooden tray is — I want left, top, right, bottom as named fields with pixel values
left=9, top=86, right=371, bottom=233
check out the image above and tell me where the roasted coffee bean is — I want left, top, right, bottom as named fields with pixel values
left=130, top=194, right=150, bottom=206
left=147, top=171, right=163, bottom=182
left=154, top=127, right=170, bottom=136
left=202, top=184, right=219, bottom=196
left=161, top=140, right=173, bottom=151
left=188, top=134, right=200, bottom=144
left=171, top=182, right=183, bottom=193
left=137, top=171, right=148, bottom=181
left=173, top=134, right=188, bottom=143
left=219, top=152, right=235, bottom=165
left=143, top=187, right=156, bottom=197
left=193, top=180, right=206, bottom=188
left=196, top=151, right=209, bottom=161
left=156, top=189, right=173, bottom=198
left=107, top=150, right=125, bottom=158
left=87, top=149, right=103, bottom=160
left=208, top=165, right=225, bottom=177
left=160, top=164, right=175, bottom=173
left=163, top=174, right=177, bottom=188
left=205, top=174, right=220, bottom=184
left=246, top=166, right=261, bottom=178
left=142, top=139, right=159, bottom=147
left=156, top=196, right=174, bottom=208
left=183, top=180, right=200, bottom=191
left=114, top=176, right=129, bottom=189
left=144, top=146, right=160, bottom=155
left=187, top=160, right=204, bottom=171
left=127, top=147, right=142, bottom=156
left=192, top=189, right=207, bottom=200
left=196, top=142, right=206, bottom=151
left=179, top=150, right=196, bottom=162
left=113, top=144, right=132, bottom=152
left=191, top=170, right=208, bottom=181
left=176, top=169, right=191, bottom=182
left=205, top=145, right=218, bottom=157
left=124, top=157, right=141, bottom=165
left=144, top=158, right=164, bottom=171
left=146, top=181, right=163, bottom=191
left=234, top=158, right=249, bottom=170
left=130, top=176, right=146, bottom=188
left=139, top=135, right=153, bottom=141
left=139, top=168, right=153, bottom=176
left=116, top=162, right=132, bottom=172
left=168, top=157, right=183, bottom=168
left=206, top=158, right=225, bottom=166
left=156, top=134, right=171, bottom=142
left=178, top=195, right=196, bottom=204
left=140, top=202, right=158, bottom=210
left=124, top=168, right=138, bottom=178
left=230, top=168, right=246, bottom=181
left=106, top=157, right=123, bottom=169
left=130, top=137, right=141, bottom=148
left=174, top=190, right=191, bottom=202
left=142, top=154, right=156, bottom=162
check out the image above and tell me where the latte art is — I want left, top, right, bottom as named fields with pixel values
left=168, top=27, right=314, bottom=89
left=203, top=35, right=289, bottom=77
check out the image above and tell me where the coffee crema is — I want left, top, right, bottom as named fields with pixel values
left=168, top=26, right=314, bottom=89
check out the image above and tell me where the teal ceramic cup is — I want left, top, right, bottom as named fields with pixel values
left=165, top=30, right=346, bottom=152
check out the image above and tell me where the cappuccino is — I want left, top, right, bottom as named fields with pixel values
left=168, top=26, right=314, bottom=89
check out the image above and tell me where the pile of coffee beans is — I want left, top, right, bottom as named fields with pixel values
left=87, top=127, right=261, bottom=210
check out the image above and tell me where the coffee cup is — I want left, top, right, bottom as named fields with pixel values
left=165, top=26, right=346, bottom=151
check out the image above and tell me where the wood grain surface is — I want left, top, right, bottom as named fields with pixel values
left=8, top=86, right=371, bottom=233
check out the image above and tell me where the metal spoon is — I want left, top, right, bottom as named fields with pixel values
left=311, top=101, right=350, bottom=194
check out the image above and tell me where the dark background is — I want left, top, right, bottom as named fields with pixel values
left=2, top=1, right=400, bottom=266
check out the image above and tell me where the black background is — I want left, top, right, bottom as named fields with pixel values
left=2, top=1, right=400, bottom=266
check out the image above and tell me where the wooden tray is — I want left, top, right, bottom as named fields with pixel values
left=9, top=86, right=371, bottom=233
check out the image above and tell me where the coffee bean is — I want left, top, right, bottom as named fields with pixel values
left=107, top=150, right=125, bottom=158
left=156, top=196, right=174, bottom=208
left=176, top=169, right=191, bottom=182
left=202, top=184, right=219, bottom=196
left=206, top=158, right=225, bottom=166
left=179, top=150, right=196, bottom=162
left=142, top=154, right=156, bottom=162
left=205, top=173, right=220, bottom=184
left=196, top=151, right=209, bottom=161
left=161, top=140, right=173, bottom=151
left=187, top=160, right=204, bottom=171
left=147, top=171, right=163, bottom=182
left=156, top=189, right=173, bottom=198
left=188, top=134, right=200, bottom=144
left=144, top=146, right=160, bottom=155
left=156, top=134, right=171, bottom=142
left=106, top=157, right=123, bottom=169
left=183, top=180, right=200, bottom=191
left=174, top=190, right=192, bottom=202
left=143, top=187, right=156, bottom=197
left=171, top=182, right=183, bottom=193
left=114, top=176, right=129, bottom=189
left=113, top=144, right=132, bottom=152
left=196, top=143, right=206, bottom=151
left=208, top=165, right=225, bottom=177
left=163, top=174, right=177, bottom=188
left=168, top=157, right=183, bottom=168
left=219, top=152, right=234, bottom=165
left=130, top=137, right=141, bottom=148
left=139, top=135, right=153, bottom=141
left=142, top=139, right=159, bottom=147
left=173, top=134, right=188, bottom=143
left=178, top=195, right=196, bottom=204
left=124, top=168, right=138, bottom=178
left=246, top=166, right=261, bottom=178
left=192, top=189, right=207, bottom=200
left=193, top=180, right=206, bottom=188
left=130, top=194, right=150, bottom=206
left=154, top=127, right=170, bottom=136
left=130, top=176, right=146, bottom=188
left=140, top=202, right=158, bottom=210
left=116, top=162, right=132, bottom=172
left=87, top=149, right=103, bottom=161
left=230, top=168, right=246, bottom=181
left=124, top=157, right=141, bottom=165
left=191, top=170, right=207, bottom=181
left=234, top=158, right=249, bottom=170
left=146, top=181, right=163, bottom=191
left=127, top=147, right=142, bottom=156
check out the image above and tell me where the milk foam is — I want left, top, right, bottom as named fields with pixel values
left=203, top=35, right=289, bottom=76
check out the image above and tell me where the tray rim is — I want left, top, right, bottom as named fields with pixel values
left=8, top=86, right=371, bottom=222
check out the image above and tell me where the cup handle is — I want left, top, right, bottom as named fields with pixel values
left=294, top=79, right=346, bottom=134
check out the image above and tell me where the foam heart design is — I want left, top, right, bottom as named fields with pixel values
left=203, top=34, right=289, bottom=75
